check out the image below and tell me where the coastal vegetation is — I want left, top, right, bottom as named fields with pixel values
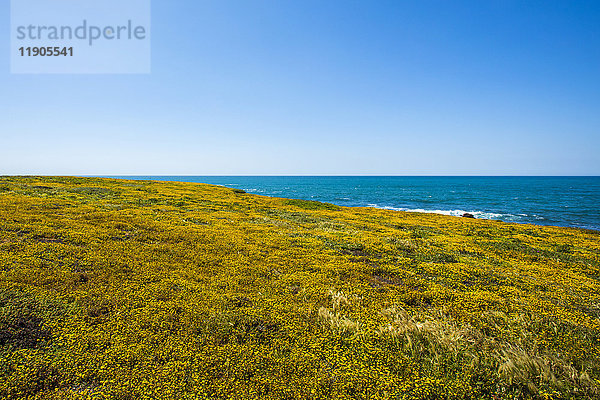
left=0, top=176, right=599, bottom=399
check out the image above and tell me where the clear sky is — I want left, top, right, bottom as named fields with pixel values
left=1, top=0, right=599, bottom=175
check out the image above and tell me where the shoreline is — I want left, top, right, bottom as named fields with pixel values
left=101, top=175, right=600, bottom=232
left=3, top=175, right=600, bottom=232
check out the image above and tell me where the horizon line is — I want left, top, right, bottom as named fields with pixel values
left=4, top=174, right=599, bottom=178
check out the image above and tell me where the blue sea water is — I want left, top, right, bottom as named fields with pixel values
left=105, top=176, right=600, bottom=231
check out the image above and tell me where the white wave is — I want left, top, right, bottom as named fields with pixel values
left=366, top=205, right=516, bottom=220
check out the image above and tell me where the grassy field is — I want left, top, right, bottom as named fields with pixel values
left=0, top=176, right=599, bottom=399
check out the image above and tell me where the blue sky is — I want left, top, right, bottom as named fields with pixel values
left=1, top=0, right=599, bottom=175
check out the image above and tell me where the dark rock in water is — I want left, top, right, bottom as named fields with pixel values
left=462, top=213, right=475, bottom=219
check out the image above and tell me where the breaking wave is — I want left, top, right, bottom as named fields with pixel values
left=366, top=204, right=521, bottom=221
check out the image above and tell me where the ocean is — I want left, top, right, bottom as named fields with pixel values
left=105, top=176, right=600, bottom=231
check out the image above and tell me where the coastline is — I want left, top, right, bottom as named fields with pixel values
left=97, top=175, right=600, bottom=232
